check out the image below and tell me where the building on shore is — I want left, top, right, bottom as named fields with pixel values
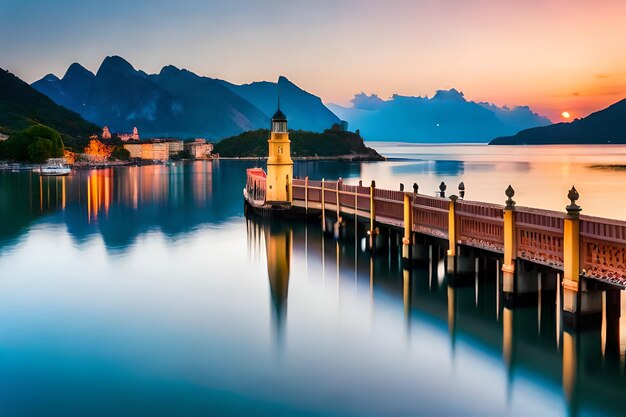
left=102, top=126, right=140, bottom=141
left=122, top=139, right=188, bottom=161
left=119, top=127, right=140, bottom=142
left=0, top=133, right=8, bottom=142
left=124, top=142, right=143, bottom=159
left=149, top=139, right=184, bottom=156
left=184, top=139, right=214, bottom=159
left=140, top=142, right=169, bottom=161
left=119, top=137, right=214, bottom=161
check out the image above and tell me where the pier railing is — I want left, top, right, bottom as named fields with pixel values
left=247, top=170, right=626, bottom=287
left=580, top=215, right=626, bottom=284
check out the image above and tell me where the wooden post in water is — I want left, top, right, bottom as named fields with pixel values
left=304, top=176, right=309, bottom=214
left=402, top=192, right=413, bottom=264
left=561, top=187, right=601, bottom=330
left=369, top=180, right=377, bottom=250
left=334, top=178, right=342, bottom=239
left=502, top=185, right=517, bottom=295
left=446, top=194, right=458, bottom=274
left=321, top=178, right=326, bottom=233
left=336, top=178, right=342, bottom=220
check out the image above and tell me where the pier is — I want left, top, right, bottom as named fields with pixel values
left=244, top=104, right=626, bottom=331
left=246, top=171, right=626, bottom=332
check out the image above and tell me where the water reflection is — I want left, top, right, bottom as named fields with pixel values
left=3, top=153, right=626, bottom=415
left=249, top=214, right=626, bottom=416
left=362, top=144, right=626, bottom=219
left=0, top=162, right=255, bottom=253
left=248, top=217, right=292, bottom=344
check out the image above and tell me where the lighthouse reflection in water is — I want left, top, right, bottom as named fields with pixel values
left=246, top=210, right=626, bottom=417
left=247, top=216, right=292, bottom=344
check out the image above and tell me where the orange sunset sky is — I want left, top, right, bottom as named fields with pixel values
left=1, top=0, right=625, bottom=121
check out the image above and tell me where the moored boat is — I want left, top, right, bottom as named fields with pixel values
left=39, top=164, right=72, bottom=176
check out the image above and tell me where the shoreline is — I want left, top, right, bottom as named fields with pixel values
left=219, top=154, right=385, bottom=162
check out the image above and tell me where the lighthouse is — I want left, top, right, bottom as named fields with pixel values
left=265, top=101, right=293, bottom=207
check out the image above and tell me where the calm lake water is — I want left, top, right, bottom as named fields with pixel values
left=1, top=144, right=626, bottom=416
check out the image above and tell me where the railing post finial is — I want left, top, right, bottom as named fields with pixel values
left=566, top=186, right=582, bottom=218
left=439, top=181, right=447, bottom=198
left=505, top=185, right=516, bottom=209
left=400, top=183, right=404, bottom=192
left=413, top=183, right=419, bottom=194
left=458, top=182, right=465, bottom=199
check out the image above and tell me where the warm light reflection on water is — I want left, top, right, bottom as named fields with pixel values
left=0, top=154, right=625, bottom=416
left=363, top=143, right=626, bottom=220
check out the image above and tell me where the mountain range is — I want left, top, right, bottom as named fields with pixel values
left=329, top=89, right=551, bottom=143
left=32, top=56, right=340, bottom=140
left=25, top=56, right=624, bottom=145
left=490, top=98, right=626, bottom=144
left=0, top=68, right=99, bottom=147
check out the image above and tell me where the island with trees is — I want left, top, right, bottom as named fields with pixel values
left=214, top=127, right=384, bottom=161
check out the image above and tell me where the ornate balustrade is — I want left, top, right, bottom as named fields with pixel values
left=248, top=171, right=626, bottom=287
left=411, top=194, right=449, bottom=239
left=581, top=215, right=626, bottom=284
left=515, top=207, right=564, bottom=268
left=375, top=187, right=404, bottom=222
left=456, top=200, right=504, bottom=253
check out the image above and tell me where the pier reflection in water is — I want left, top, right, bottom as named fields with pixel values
left=4, top=155, right=626, bottom=416
left=248, top=213, right=626, bottom=417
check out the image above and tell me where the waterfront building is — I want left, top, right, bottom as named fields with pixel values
left=102, top=126, right=112, bottom=139
left=140, top=142, right=169, bottom=161
left=184, top=139, right=213, bottom=159
left=119, top=127, right=140, bottom=142
left=0, top=133, right=8, bottom=141
left=122, top=139, right=210, bottom=161
left=166, top=140, right=184, bottom=156
left=123, top=142, right=143, bottom=159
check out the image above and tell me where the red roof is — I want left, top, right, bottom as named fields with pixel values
left=246, top=168, right=266, bottom=178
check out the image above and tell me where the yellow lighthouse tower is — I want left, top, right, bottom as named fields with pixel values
left=266, top=101, right=293, bottom=207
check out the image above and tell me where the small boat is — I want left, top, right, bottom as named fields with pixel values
left=39, top=164, right=71, bottom=176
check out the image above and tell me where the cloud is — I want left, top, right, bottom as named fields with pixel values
left=351, top=92, right=386, bottom=110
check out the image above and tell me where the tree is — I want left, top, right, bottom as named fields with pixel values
left=0, top=124, right=64, bottom=162
left=28, top=138, right=53, bottom=164
left=110, top=145, right=131, bottom=161
left=22, top=124, right=64, bottom=157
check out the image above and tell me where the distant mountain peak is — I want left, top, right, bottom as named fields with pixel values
left=330, top=88, right=551, bottom=143
left=41, top=74, right=60, bottom=82
left=432, top=88, right=466, bottom=102
left=159, top=65, right=181, bottom=75
left=351, top=92, right=386, bottom=111
left=491, top=97, right=626, bottom=144
left=97, top=55, right=136, bottom=76
left=63, top=62, right=94, bottom=81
